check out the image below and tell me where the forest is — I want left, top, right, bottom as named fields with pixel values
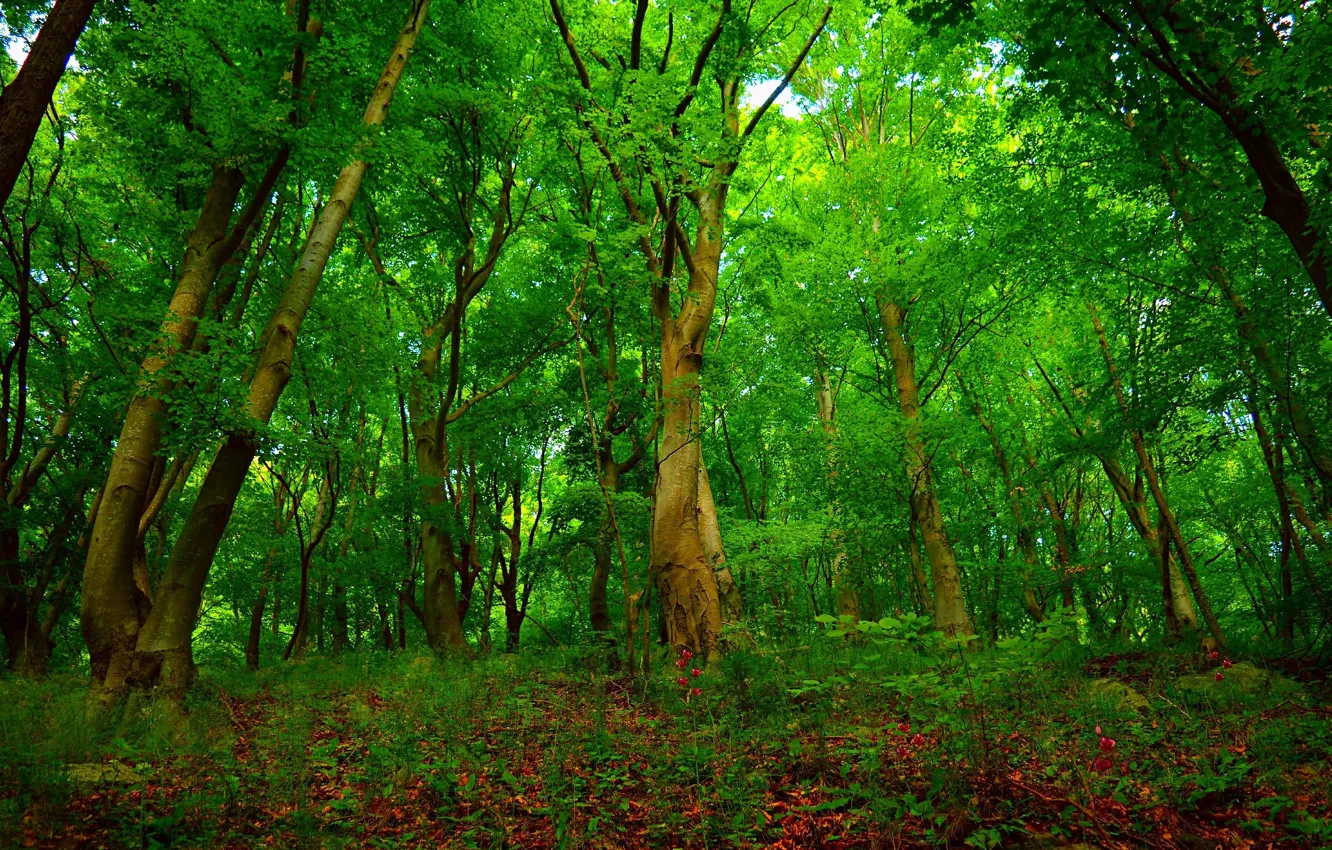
left=1, top=0, right=1331, bottom=847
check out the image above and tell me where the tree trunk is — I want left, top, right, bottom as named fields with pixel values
left=698, top=457, right=743, bottom=623
left=0, top=0, right=99, bottom=209
left=814, top=362, right=858, bottom=621
left=81, top=166, right=245, bottom=698
left=589, top=539, right=613, bottom=634
left=416, top=446, right=464, bottom=649
left=1245, top=391, right=1332, bottom=631
left=877, top=293, right=973, bottom=639
left=3, top=395, right=83, bottom=675
left=313, top=574, right=327, bottom=652
left=96, top=2, right=431, bottom=705
left=1, top=571, right=53, bottom=676
left=503, top=590, right=522, bottom=653
left=245, top=549, right=278, bottom=671
left=652, top=298, right=724, bottom=658
left=1088, top=304, right=1225, bottom=646
left=906, top=515, right=931, bottom=615
left=1041, top=359, right=1198, bottom=632
left=1097, top=8, right=1332, bottom=319
left=330, top=584, right=349, bottom=654
left=960, top=378, right=1043, bottom=624
left=1223, top=278, right=1332, bottom=488
left=1223, top=117, right=1332, bottom=320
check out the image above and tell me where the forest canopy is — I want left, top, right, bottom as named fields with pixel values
left=2, top=0, right=1332, bottom=846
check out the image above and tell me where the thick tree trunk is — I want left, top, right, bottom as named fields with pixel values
left=877, top=293, right=973, bottom=640
left=1223, top=118, right=1331, bottom=320
left=652, top=276, right=724, bottom=657
left=589, top=540, right=613, bottom=634
left=697, top=458, right=743, bottom=623
left=91, top=2, right=431, bottom=704
left=502, top=589, right=521, bottom=653
left=0, top=0, right=99, bottom=209
left=81, top=166, right=244, bottom=696
left=415, top=447, right=465, bottom=649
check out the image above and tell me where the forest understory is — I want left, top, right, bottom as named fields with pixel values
left=3, top=639, right=1330, bottom=850
left=5, top=0, right=1332, bottom=847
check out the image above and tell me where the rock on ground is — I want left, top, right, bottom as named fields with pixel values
left=66, top=762, right=142, bottom=787
left=1085, top=677, right=1152, bottom=713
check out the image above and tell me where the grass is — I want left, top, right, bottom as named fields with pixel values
left=1, top=632, right=1329, bottom=849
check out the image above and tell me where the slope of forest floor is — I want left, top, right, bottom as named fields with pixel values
left=2, top=637, right=1330, bottom=849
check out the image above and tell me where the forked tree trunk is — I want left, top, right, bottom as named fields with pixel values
left=88, top=1, right=432, bottom=705
left=81, top=166, right=245, bottom=695
left=651, top=197, right=726, bottom=659
left=549, top=0, right=828, bottom=662
left=877, top=293, right=974, bottom=640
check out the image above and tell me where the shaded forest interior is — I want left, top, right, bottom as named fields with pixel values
left=2, top=0, right=1331, bottom=847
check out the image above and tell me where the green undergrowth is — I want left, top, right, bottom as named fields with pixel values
left=1, top=628, right=1329, bottom=848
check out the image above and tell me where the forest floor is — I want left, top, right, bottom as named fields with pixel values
left=1, top=637, right=1330, bottom=850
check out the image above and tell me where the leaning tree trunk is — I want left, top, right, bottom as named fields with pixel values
left=3, top=391, right=82, bottom=675
left=877, top=293, right=974, bottom=640
left=92, top=0, right=432, bottom=706
left=1089, top=305, right=1225, bottom=646
left=1245, top=391, right=1332, bottom=630
left=81, top=166, right=244, bottom=696
left=0, top=0, right=99, bottom=209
